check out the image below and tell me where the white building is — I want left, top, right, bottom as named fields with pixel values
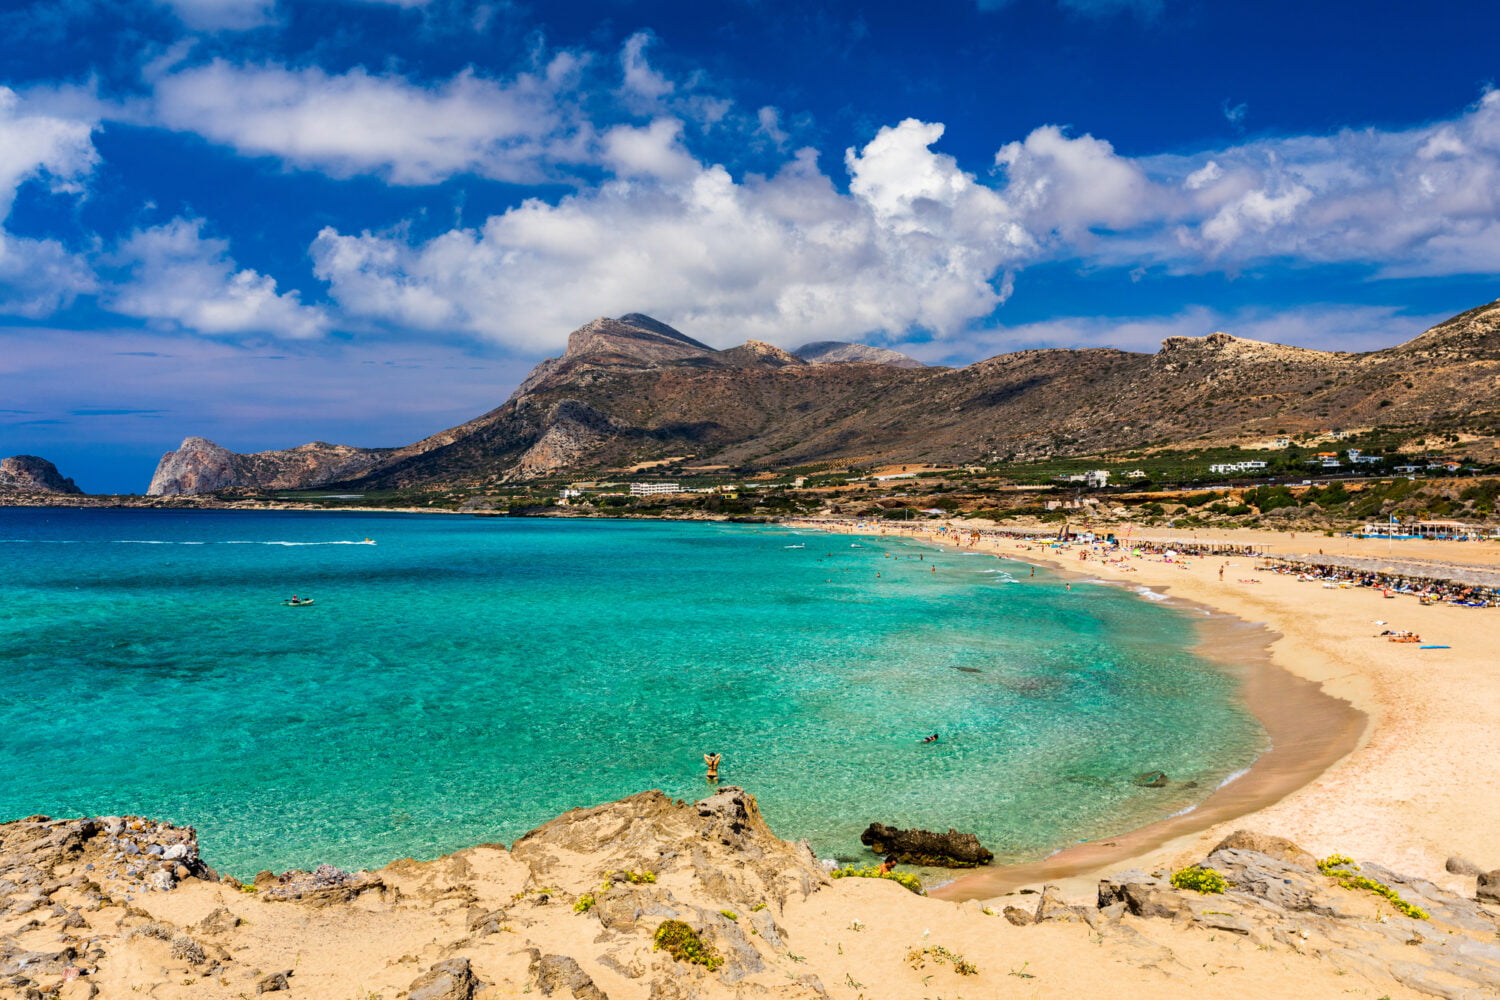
left=1084, top=469, right=1110, bottom=488
left=1209, top=461, right=1268, bottom=475
left=630, top=482, right=681, bottom=496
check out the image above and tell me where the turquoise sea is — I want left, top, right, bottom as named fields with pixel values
left=0, top=507, right=1265, bottom=876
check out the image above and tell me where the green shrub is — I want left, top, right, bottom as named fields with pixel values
left=1317, top=855, right=1428, bottom=920
left=719, top=910, right=738, bottom=921
left=608, top=869, right=656, bottom=884
left=653, top=920, right=723, bottom=970
left=1170, top=865, right=1228, bottom=894
left=829, top=864, right=925, bottom=895
left=907, top=944, right=978, bottom=975
left=573, top=893, right=595, bottom=913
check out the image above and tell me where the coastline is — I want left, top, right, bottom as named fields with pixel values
left=791, top=518, right=1500, bottom=899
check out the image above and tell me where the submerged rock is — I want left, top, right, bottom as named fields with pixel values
left=859, top=822, right=994, bottom=867
left=1132, top=770, right=1170, bottom=788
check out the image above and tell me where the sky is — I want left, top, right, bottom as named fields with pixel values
left=2, top=0, right=1499, bottom=492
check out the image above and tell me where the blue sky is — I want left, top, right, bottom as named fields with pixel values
left=2, top=0, right=1499, bottom=492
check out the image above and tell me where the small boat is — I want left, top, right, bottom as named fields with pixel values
left=784, top=544, right=805, bottom=549
left=281, top=598, right=316, bottom=607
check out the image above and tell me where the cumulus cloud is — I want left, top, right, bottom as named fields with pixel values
left=149, top=56, right=595, bottom=185
left=108, top=218, right=329, bottom=338
left=0, top=88, right=98, bottom=315
left=310, top=122, right=1035, bottom=352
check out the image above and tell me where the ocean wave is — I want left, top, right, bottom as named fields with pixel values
left=1133, top=586, right=1171, bottom=602
left=1165, top=804, right=1198, bottom=818
left=1215, top=766, right=1252, bottom=790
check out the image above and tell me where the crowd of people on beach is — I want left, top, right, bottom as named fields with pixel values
left=1256, top=560, right=1498, bottom=607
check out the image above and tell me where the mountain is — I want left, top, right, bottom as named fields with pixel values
left=0, top=455, right=82, bottom=494
left=148, top=437, right=395, bottom=496
left=793, top=340, right=925, bottom=368
left=146, top=303, right=1500, bottom=494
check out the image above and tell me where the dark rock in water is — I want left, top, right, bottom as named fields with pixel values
left=859, top=822, right=993, bottom=867
left=1478, top=869, right=1500, bottom=904
left=1132, top=771, right=1170, bottom=788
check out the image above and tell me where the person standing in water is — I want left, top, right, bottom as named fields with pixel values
left=703, top=752, right=722, bottom=783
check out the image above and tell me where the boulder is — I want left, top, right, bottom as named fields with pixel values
left=1212, top=830, right=1318, bottom=871
left=858, top=822, right=993, bottom=867
left=1478, top=870, right=1500, bottom=904
left=406, top=958, right=480, bottom=1000
left=1447, top=856, right=1483, bottom=877
left=528, top=953, right=607, bottom=1000
left=255, top=971, right=291, bottom=994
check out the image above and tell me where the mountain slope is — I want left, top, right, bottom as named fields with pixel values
left=793, top=340, right=925, bottom=368
left=146, top=302, right=1500, bottom=494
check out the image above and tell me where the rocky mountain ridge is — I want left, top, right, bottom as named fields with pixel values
left=0, top=455, right=82, bottom=494
left=144, top=302, right=1500, bottom=495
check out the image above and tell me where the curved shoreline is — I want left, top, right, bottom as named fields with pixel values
left=789, top=519, right=1369, bottom=899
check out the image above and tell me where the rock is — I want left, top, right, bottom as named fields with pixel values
left=530, top=952, right=608, bottom=1000
left=1132, top=771, right=1170, bottom=788
left=1212, top=830, right=1318, bottom=870
left=1097, top=871, right=1190, bottom=920
left=143, top=870, right=175, bottom=892
left=0, top=455, right=82, bottom=494
left=1446, top=856, right=1483, bottom=877
left=858, top=822, right=993, bottom=867
left=194, top=907, right=241, bottom=936
left=406, top=958, right=481, bottom=1000
left=1033, top=884, right=1082, bottom=923
left=255, top=971, right=291, bottom=994
left=1477, top=870, right=1500, bottom=904
left=1002, top=905, right=1032, bottom=925
left=162, top=844, right=188, bottom=861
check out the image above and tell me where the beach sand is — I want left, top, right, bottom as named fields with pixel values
left=795, top=520, right=1500, bottom=899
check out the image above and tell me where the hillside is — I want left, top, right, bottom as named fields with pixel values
left=146, top=302, right=1500, bottom=495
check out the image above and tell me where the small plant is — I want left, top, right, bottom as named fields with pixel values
left=653, top=920, right=723, bottom=971
left=1317, top=855, right=1429, bottom=920
left=829, top=864, right=925, bottom=895
left=907, top=945, right=977, bottom=976
left=719, top=910, right=738, bottom=921
left=1008, top=961, right=1035, bottom=979
left=751, top=902, right=767, bottom=912
left=608, top=869, right=656, bottom=884
left=573, top=894, right=595, bottom=913
left=1170, top=865, right=1229, bottom=894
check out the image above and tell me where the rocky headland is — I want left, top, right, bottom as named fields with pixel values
left=4, top=787, right=1498, bottom=1000
left=0, top=457, right=81, bottom=496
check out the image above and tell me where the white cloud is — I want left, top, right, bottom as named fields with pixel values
left=149, top=57, right=594, bottom=185
left=0, top=88, right=98, bottom=315
left=109, top=218, right=329, bottom=338
left=0, top=88, right=97, bottom=218
left=619, top=31, right=673, bottom=105
left=310, top=124, right=1036, bottom=352
left=155, top=0, right=277, bottom=31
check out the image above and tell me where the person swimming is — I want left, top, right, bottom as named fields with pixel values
left=920, top=734, right=939, bottom=743
left=703, top=752, right=722, bottom=782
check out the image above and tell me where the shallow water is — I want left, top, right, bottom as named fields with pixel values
left=0, top=508, right=1264, bottom=875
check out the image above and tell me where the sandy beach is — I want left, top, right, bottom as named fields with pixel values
left=791, top=519, right=1500, bottom=898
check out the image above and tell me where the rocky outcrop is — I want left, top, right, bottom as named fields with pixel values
left=1086, top=838, right=1500, bottom=999
left=714, top=340, right=807, bottom=368
left=4, top=800, right=1499, bottom=999
left=859, top=822, right=994, bottom=867
left=147, top=436, right=394, bottom=496
left=793, top=341, right=925, bottom=368
left=0, top=455, right=82, bottom=494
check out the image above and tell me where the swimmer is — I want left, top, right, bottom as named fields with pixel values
left=703, top=752, right=722, bottom=783
left=878, top=855, right=898, bottom=874
left=920, top=734, right=939, bottom=743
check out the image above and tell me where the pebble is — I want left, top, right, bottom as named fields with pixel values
left=144, top=844, right=164, bottom=857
